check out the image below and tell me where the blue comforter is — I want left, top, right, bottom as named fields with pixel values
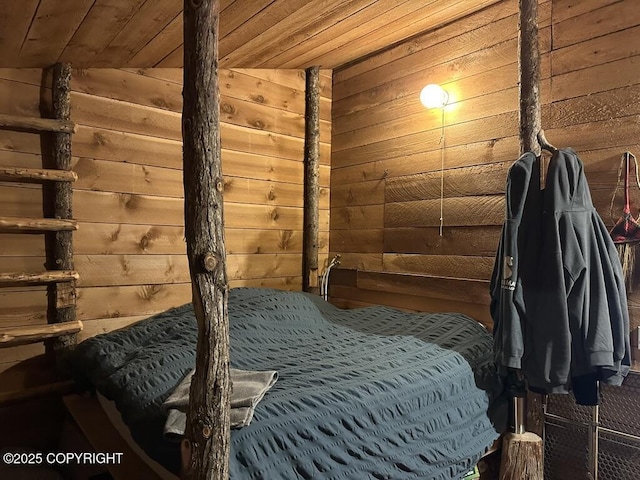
left=72, top=287, right=506, bottom=479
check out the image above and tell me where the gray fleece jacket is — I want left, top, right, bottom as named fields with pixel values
left=525, top=149, right=630, bottom=397
left=491, top=148, right=631, bottom=405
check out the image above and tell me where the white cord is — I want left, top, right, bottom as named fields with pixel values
left=439, top=107, right=445, bottom=237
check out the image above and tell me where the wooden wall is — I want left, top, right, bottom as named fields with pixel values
left=0, top=67, right=332, bottom=404
left=329, top=0, right=640, bottom=345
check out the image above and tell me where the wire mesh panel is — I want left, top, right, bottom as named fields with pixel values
left=546, top=392, right=592, bottom=424
left=544, top=420, right=590, bottom=480
left=599, top=431, right=640, bottom=480
left=600, top=373, right=640, bottom=437
left=544, top=372, right=640, bottom=480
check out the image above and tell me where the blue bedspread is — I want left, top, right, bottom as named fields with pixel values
left=72, top=287, right=506, bottom=479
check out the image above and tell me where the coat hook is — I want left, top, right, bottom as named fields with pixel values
left=537, top=129, right=557, bottom=154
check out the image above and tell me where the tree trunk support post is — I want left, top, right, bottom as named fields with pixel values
left=500, top=1, right=545, bottom=478
left=49, top=62, right=77, bottom=366
left=518, top=0, right=542, bottom=158
left=303, top=66, right=321, bottom=295
left=518, top=0, right=546, bottom=441
left=182, top=0, right=231, bottom=479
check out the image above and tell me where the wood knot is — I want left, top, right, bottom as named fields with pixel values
left=109, top=225, right=121, bottom=241
left=120, top=256, right=131, bottom=274
left=202, top=253, right=218, bottom=272
left=278, top=230, right=293, bottom=250
left=151, top=97, right=169, bottom=109
left=93, top=132, right=107, bottom=146
left=139, top=235, right=150, bottom=250
left=216, top=179, right=224, bottom=192
left=252, top=119, right=266, bottom=129
left=118, top=193, right=137, bottom=210
left=202, top=425, right=212, bottom=439
left=252, top=94, right=265, bottom=104
left=267, top=188, right=276, bottom=201
left=221, top=103, right=235, bottom=114
left=139, top=284, right=163, bottom=301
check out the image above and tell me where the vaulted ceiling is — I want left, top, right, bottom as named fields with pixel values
left=0, top=0, right=501, bottom=70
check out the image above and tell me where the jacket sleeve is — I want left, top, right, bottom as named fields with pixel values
left=491, top=220, right=525, bottom=371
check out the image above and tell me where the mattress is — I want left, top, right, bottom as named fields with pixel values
left=71, top=287, right=507, bottom=479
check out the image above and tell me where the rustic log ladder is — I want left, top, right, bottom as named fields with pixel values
left=0, top=63, right=82, bottom=404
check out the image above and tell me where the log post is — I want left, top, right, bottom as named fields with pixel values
left=182, top=0, right=230, bottom=479
left=518, top=0, right=541, bottom=157
left=303, top=66, right=320, bottom=295
left=49, top=63, right=77, bottom=362
left=499, top=1, right=545, bottom=478
left=499, top=432, right=544, bottom=480
left=518, top=0, right=546, bottom=441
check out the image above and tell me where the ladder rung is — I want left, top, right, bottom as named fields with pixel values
left=0, top=270, right=79, bottom=285
left=0, top=320, right=83, bottom=348
left=0, top=113, right=76, bottom=134
left=0, top=167, right=77, bottom=183
left=0, top=216, right=78, bottom=232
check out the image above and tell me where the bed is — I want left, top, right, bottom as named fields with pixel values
left=69, top=287, right=507, bottom=479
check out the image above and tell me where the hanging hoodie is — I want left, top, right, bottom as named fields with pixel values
left=490, top=152, right=542, bottom=374
left=522, top=148, right=631, bottom=404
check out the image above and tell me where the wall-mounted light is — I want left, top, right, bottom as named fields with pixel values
left=419, top=84, right=449, bottom=109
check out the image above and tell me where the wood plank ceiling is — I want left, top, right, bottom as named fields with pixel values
left=0, top=0, right=501, bottom=69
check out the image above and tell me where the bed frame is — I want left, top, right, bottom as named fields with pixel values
left=63, top=393, right=169, bottom=480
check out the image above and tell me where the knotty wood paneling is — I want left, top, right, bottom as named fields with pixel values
left=383, top=226, right=502, bottom=257
left=385, top=162, right=510, bottom=202
left=0, top=67, right=332, bottom=401
left=329, top=0, right=640, bottom=339
left=0, top=1, right=500, bottom=69
left=0, top=77, right=49, bottom=382
left=382, top=254, right=494, bottom=281
left=329, top=284, right=492, bottom=327
left=0, top=2, right=40, bottom=66
left=15, top=0, right=95, bottom=68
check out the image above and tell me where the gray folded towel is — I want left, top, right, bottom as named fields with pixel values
left=163, top=368, right=278, bottom=441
